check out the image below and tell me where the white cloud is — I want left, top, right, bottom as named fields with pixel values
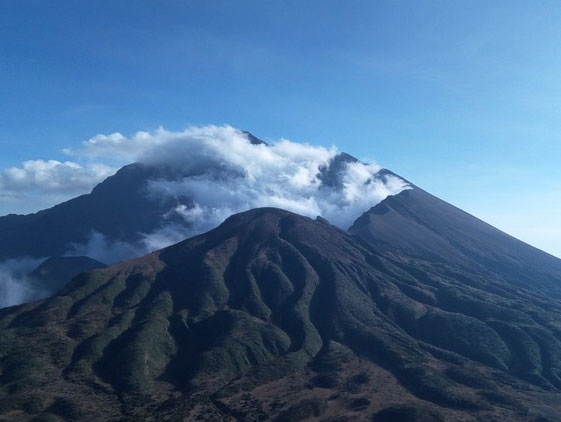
left=0, top=159, right=115, bottom=192
left=102, top=125, right=409, bottom=237
left=68, top=126, right=408, bottom=247
left=3, top=125, right=410, bottom=266
left=0, top=257, right=46, bottom=308
left=67, top=125, right=336, bottom=171
left=0, top=160, right=116, bottom=215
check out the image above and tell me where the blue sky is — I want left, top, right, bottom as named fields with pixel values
left=1, top=0, right=560, bottom=257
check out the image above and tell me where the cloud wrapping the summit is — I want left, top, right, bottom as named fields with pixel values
left=68, top=125, right=410, bottom=237
left=72, top=125, right=335, bottom=171
left=2, top=126, right=410, bottom=264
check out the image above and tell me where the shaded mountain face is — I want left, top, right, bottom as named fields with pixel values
left=0, top=162, right=172, bottom=260
left=28, top=256, right=106, bottom=297
left=350, top=186, right=561, bottom=298
left=1, top=208, right=561, bottom=421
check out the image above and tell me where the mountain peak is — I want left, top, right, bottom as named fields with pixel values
left=27, top=255, right=106, bottom=296
left=217, top=207, right=321, bottom=233
left=350, top=186, right=561, bottom=296
left=240, top=130, right=268, bottom=145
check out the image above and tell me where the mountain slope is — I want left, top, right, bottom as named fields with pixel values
left=0, top=162, right=183, bottom=260
left=350, top=185, right=561, bottom=298
left=28, top=256, right=107, bottom=296
left=1, top=208, right=560, bottom=421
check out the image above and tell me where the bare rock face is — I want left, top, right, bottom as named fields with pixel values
left=1, top=207, right=561, bottom=421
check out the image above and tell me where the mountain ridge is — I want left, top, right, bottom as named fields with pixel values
left=350, top=186, right=561, bottom=298
left=1, top=207, right=561, bottom=421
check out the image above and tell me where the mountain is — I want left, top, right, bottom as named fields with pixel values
left=350, top=183, right=561, bottom=298
left=1, top=207, right=561, bottom=421
left=27, top=256, right=107, bottom=296
left=0, top=162, right=183, bottom=260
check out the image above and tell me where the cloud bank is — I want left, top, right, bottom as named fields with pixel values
left=68, top=125, right=410, bottom=236
left=0, top=160, right=116, bottom=215
left=2, top=126, right=410, bottom=258
left=2, top=126, right=409, bottom=231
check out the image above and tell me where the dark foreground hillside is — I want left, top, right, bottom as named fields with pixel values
left=0, top=208, right=561, bottom=421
